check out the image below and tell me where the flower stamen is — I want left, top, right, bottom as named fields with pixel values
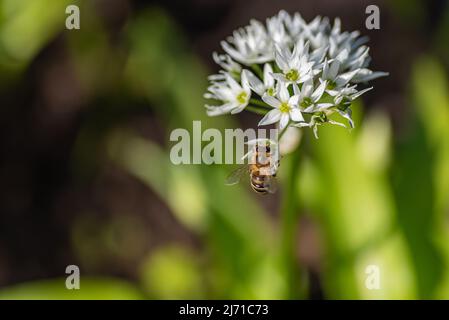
left=236, top=91, right=248, bottom=104
left=279, top=102, right=291, bottom=113
left=286, top=69, right=299, bottom=82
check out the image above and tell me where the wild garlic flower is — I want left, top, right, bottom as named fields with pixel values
left=205, top=10, right=388, bottom=138
left=273, top=42, right=316, bottom=84
left=205, top=72, right=251, bottom=116
left=259, top=82, right=304, bottom=130
left=221, top=20, right=273, bottom=65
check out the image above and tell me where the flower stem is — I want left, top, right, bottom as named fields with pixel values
left=250, top=98, right=271, bottom=109
left=278, top=122, right=290, bottom=142
left=245, top=105, right=269, bottom=115
left=280, top=142, right=303, bottom=299
left=251, top=64, right=264, bottom=79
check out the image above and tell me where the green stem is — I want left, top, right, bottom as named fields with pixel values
left=280, top=143, right=303, bottom=299
left=278, top=122, right=291, bottom=141
left=245, top=105, right=269, bottom=115
left=251, top=64, right=264, bottom=79
left=250, top=98, right=271, bottom=109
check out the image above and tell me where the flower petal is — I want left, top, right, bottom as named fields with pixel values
left=262, top=94, right=281, bottom=108
left=351, top=87, right=373, bottom=100
left=226, top=73, right=242, bottom=93
left=263, top=63, right=275, bottom=87
left=292, top=83, right=300, bottom=95
left=329, top=60, right=340, bottom=79
left=279, top=113, right=290, bottom=130
left=231, top=104, right=247, bottom=114
left=311, top=80, right=327, bottom=102
left=279, top=82, right=290, bottom=102
left=335, top=69, right=359, bottom=87
left=301, top=80, right=313, bottom=98
left=258, top=109, right=281, bottom=126
left=289, top=108, right=304, bottom=122
left=243, top=69, right=264, bottom=96
left=316, top=103, right=334, bottom=110
left=288, top=95, right=300, bottom=106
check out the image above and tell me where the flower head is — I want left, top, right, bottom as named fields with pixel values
left=204, top=11, right=388, bottom=138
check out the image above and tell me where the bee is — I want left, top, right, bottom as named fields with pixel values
left=226, top=141, right=279, bottom=194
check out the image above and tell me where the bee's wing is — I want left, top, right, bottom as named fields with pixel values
left=266, top=176, right=279, bottom=194
left=225, top=165, right=249, bottom=185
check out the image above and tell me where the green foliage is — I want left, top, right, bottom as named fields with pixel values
left=0, top=278, right=143, bottom=300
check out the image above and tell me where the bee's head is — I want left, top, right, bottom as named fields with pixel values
left=255, top=143, right=270, bottom=154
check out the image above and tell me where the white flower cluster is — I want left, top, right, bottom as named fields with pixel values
left=204, top=11, right=388, bottom=138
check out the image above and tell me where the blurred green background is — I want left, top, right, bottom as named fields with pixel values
left=0, top=0, right=448, bottom=300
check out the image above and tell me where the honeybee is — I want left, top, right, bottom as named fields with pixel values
left=226, top=140, right=279, bottom=194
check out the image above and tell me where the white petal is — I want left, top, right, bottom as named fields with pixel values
left=352, top=70, right=389, bottom=83
left=243, top=69, right=264, bottom=96
left=335, top=69, right=359, bottom=87
left=316, top=103, right=334, bottom=110
left=329, top=60, right=340, bottom=79
left=290, top=108, right=304, bottom=122
left=262, top=94, right=281, bottom=108
left=263, top=63, right=275, bottom=87
left=322, top=58, right=330, bottom=79
left=329, top=120, right=347, bottom=128
left=335, top=48, right=349, bottom=64
left=288, top=95, right=300, bottom=106
left=298, top=74, right=312, bottom=84
left=221, top=41, right=247, bottom=64
left=241, top=70, right=251, bottom=92
left=293, top=122, right=311, bottom=128
left=292, top=83, right=300, bottom=95
left=311, top=80, right=327, bottom=102
left=206, top=103, right=236, bottom=116
left=301, top=80, right=313, bottom=98
left=279, top=82, right=290, bottom=102
left=338, top=109, right=355, bottom=128
left=303, top=105, right=315, bottom=113
left=258, top=109, right=281, bottom=126
left=224, top=73, right=241, bottom=94
left=313, top=125, right=319, bottom=139
left=275, top=47, right=289, bottom=71
left=351, top=87, right=373, bottom=99
left=279, top=114, right=290, bottom=130
left=231, top=104, right=247, bottom=114
left=272, top=73, right=287, bottom=83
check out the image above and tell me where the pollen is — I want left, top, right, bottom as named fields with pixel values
left=286, top=69, right=299, bottom=82
left=236, top=91, right=248, bottom=104
left=279, top=102, right=291, bottom=113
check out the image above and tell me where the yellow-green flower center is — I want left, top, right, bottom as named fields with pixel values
left=236, top=91, right=248, bottom=104
left=267, top=87, right=275, bottom=96
left=300, top=97, right=313, bottom=108
left=286, top=69, right=299, bottom=82
left=327, top=81, right=336, bottom=90
left=279, top=102, right=291, bottom=113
